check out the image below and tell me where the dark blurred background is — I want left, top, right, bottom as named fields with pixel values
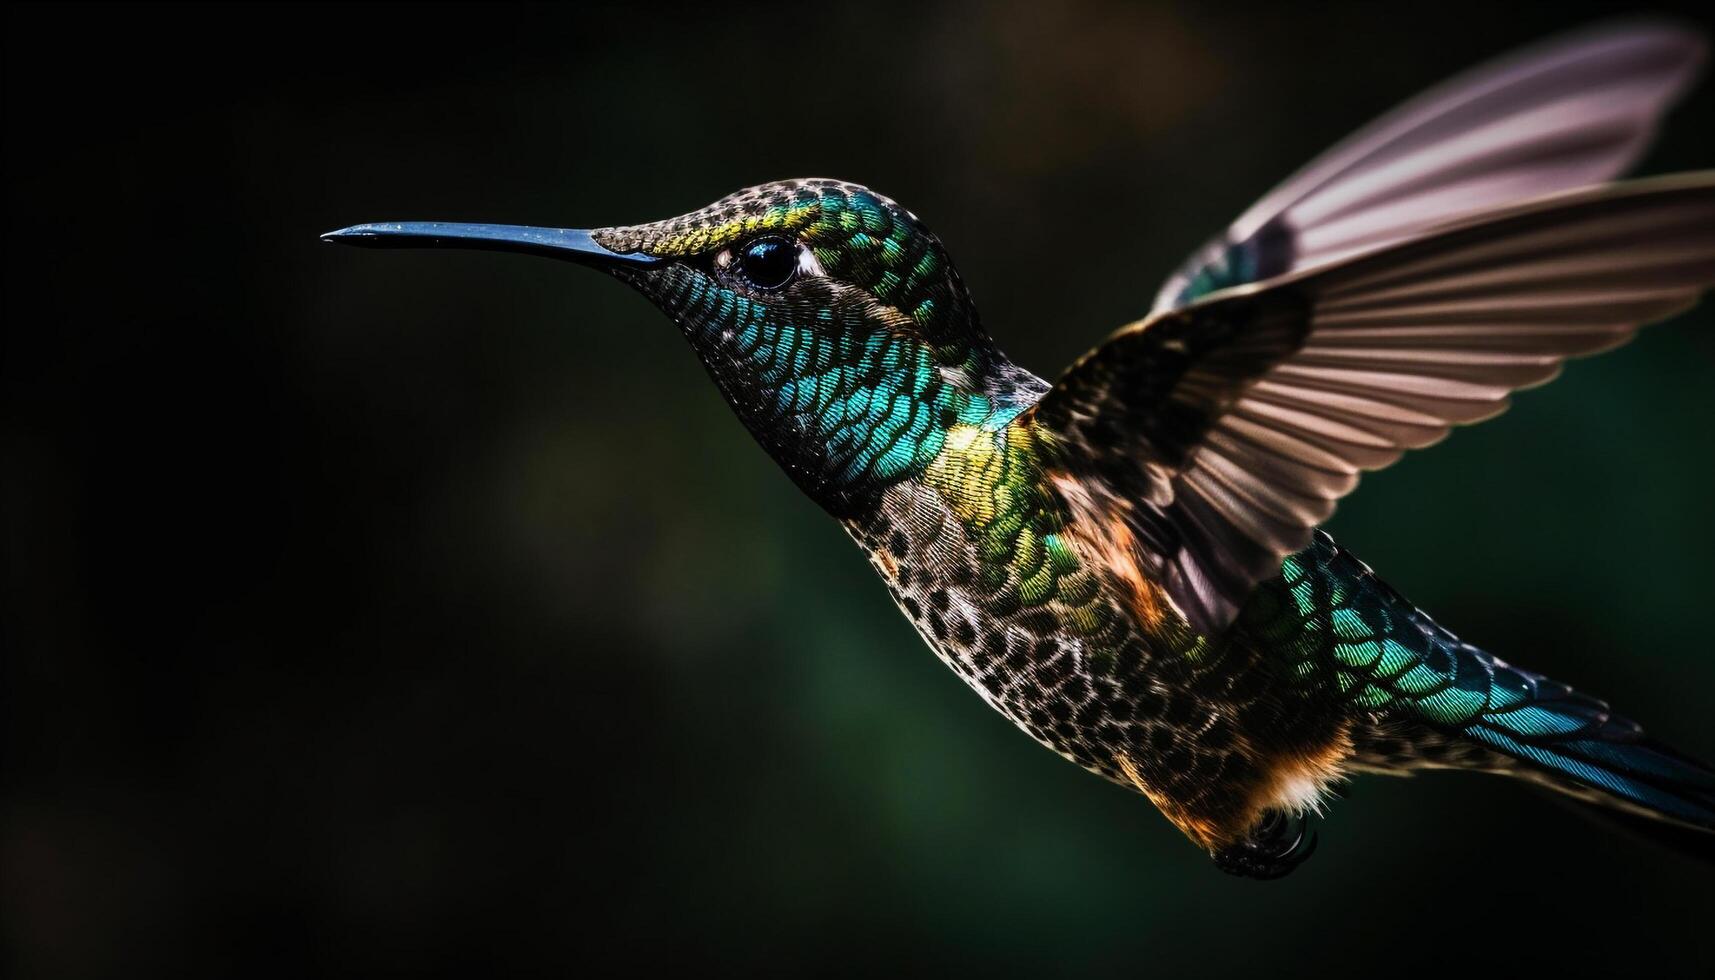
left=5, top=2, right=1714, bottom=976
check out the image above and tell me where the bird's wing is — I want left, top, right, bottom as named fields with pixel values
left=1153, top=23, right=1706, bottom=312
left=1030, top=173, right=1715, bottom=634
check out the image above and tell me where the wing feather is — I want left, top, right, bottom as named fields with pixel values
left=1034, top=174, right=1715, bottom=633
left=1153, top=23, right=1706, bottom=311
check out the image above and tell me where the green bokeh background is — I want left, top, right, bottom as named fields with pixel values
left=5, top=2, right=1713, bottom=976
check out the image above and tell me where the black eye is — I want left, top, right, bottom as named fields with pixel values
left=736, top=236, right=799, bottom=290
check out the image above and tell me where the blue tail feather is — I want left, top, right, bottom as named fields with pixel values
left=1452, top=656, right=1715, bottom=828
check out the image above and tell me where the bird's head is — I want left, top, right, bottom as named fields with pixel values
left=326, top=179, right=1034, bottom=514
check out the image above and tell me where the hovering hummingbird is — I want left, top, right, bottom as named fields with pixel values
left=326, top=24, right=1715, bottom=878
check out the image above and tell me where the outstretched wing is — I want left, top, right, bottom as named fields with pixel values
left=1032, top=174, right=1715, bottom=634
left=1154, top=23, right=1706, bottom=311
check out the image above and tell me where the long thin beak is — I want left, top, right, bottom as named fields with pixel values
left=319, top=222, right=663, bottom=267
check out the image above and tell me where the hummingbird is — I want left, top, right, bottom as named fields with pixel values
left=326, top=24, right=1715, bottom=878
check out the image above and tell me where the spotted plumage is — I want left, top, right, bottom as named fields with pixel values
left=327, top=24, right=1715, bottom=876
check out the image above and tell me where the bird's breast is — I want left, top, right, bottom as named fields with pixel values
left=842, top=421, right=1353, bottom=846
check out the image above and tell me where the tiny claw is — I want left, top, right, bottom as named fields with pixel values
left=1212, top=810, right=1319, bottom=881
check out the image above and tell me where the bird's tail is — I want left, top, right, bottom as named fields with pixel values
left=1452, top=657, right=1715, bottom=833
left=1307, top=534, right=1715, bottom=836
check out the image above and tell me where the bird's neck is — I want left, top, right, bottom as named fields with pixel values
left=687, top=315, right=1046, bottom=516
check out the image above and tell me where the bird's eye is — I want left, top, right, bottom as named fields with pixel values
left=735, top=236, right=799, bottom=290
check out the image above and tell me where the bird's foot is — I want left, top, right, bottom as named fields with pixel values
left=1212, top=810, right=1318, bottom=881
